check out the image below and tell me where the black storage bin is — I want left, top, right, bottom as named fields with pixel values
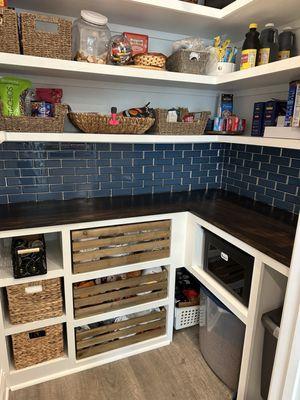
left=261, top=307, right=283, bottom=400
left=11, top=234, right=47, bottom=279
left=205, top=0, right=235, bottom=8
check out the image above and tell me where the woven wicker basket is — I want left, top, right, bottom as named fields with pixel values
left=0, top=8, right=20, bottom=54
left=6, top=278, right=63, bottom=324
left=69, top=112, right=155, bottom=134
left=152, top=108, right=210, bottom=135
left=166, top=49, right=209, bottom=74
left=20, top=13, right=72, bottom=60
left=133, top=53, right=166, bottom=69
left=0, top=103, right=68, bottom=132
left=12, top=324, right=64, bottom=370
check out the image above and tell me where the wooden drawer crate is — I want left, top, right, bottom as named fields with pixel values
left=71, top=220, right=171, bottom=274
left=12, top=324, right=64, bottom=370
left=76, top=308, right=166, bottom=359
left=73, top=269, right=168, bottom=319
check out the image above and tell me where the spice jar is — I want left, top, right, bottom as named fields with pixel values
left=72, top=10, right=111, bottom=64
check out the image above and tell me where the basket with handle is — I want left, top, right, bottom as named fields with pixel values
left=0, top=8, right=20, bottom=54
left=166, top=49, right=210, bottom=74
left=12, top=324, right=64, bottom=369
left=0, top=103, right=68, bottom=132
left=69, top=112, right=155, bottom=134
left=20, top=12, right=72, bottom=60
left=151, top=108, right=210, bottom=135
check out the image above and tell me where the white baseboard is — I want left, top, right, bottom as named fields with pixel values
left=0, top=370, right=8, bottom=400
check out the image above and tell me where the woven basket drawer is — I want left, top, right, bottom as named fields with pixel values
left=20, top=13, right=72, bottom=60
left=71, top=220, right=171, bottom=274
left=6, top=278, right=63, bottom=325
left=73, top=269, right=168, bottom=319
left=12, top=324, right=64, bottom=370
left=76, top=308, right=166, bottom=359
left=0, top=8, right=20, bottom=54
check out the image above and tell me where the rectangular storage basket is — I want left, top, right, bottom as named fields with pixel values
left=20, top=13, right=72, bottom=60
left=73, top=269, right=168, bottom=319
left=12, top=324, right=64, bottom=369
left=152, top=109, right=210, bottom=135
left=71, top=220, right=171, bottom=274
left=166, top=50, right=209, bottom=75
left=6, top=278, right=63, bottom=324
left=174, top=305, right=200, bottom=330
left=0, top=103, right=68, bottom=133
left=76, top=308, right=166, bottom=359
left=0, top=8, right=20, bottom=54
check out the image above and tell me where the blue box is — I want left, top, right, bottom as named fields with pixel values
left=251, top=102, right=265, bottom=137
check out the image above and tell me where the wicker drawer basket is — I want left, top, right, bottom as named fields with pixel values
left=20, top=13, right=72, bottom=60
left=152, top=108, right=210, bottom=135
left=0, top=103, right=68, bottom=133
left=71, top=220, right=171, bottom=274
left=6, top=278, right=63, bottom=324
left=0, top=8, right=20, bottom=54
left=76, top=307, right=166, bottom=360
left=73, top=269, right=168, bottom=319
left=12, top=324, right=64, bottom=370
left=166, top=50, right=209, bottom=75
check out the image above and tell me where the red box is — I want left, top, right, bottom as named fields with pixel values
left=123, top=32, right=148, bottom=56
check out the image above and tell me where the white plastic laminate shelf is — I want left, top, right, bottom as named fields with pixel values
left=1, top=53, right=300, bottom=91
left=4, top=314, right=67, bottom=336
left=1, top=131, right=300, bottom=150
left=0, top=240, right=63, bottom=287
left=10, top=0, right=299, bottom=39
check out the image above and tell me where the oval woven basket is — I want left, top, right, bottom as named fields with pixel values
left=69, top=112, right=155, bottom=134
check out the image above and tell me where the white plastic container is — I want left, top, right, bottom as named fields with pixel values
left=199, top=285, right=245, bottom=394
left=174, top=304, right=200, bottom=330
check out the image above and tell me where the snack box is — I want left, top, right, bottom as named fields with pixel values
left=123, top=32, right=148, bottom=56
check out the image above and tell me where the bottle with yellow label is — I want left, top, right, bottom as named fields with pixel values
left=279, top=27, right=296, bottom=60
left=240, top=23, right=260, bottom=70
left=258, top=23, right=279, bottom=66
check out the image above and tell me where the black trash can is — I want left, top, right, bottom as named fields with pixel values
left=261, top=307, right=283, bottom=400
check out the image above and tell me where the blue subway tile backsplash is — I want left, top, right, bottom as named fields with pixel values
left=0, top=141, right=299, bottom=214
left=221, top=144, right=300, bottom=214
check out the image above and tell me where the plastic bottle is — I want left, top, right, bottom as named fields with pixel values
left=258, top=23, right=279, bottom=65
left=240, top=23, right=260, bottom=70
left=279, top=27, right=296, bottom=60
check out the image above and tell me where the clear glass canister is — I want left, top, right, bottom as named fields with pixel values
left=72, top=10, right=111, bottom=64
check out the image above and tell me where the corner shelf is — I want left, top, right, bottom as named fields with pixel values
left=1, top=53, right=300, bottom=91
left=1, top=131, right=300, bottom=150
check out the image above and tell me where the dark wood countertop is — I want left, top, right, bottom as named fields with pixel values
left=0, top=189, right=297, bottom=267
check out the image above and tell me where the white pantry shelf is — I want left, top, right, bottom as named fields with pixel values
left=0, top=240, right=63, bottom=288
left=1, top=131, right=300, bottom=150
left=4, top=314, right=67, bottom=336
left=9, top=0, right=299, bottom=38
left=1, top=53, right=300, bottom=91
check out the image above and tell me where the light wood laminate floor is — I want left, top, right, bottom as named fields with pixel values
left=10, top=327, right=232, bottom=400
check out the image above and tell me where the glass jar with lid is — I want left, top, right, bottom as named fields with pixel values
left=72, top=10, right=111, bottom=64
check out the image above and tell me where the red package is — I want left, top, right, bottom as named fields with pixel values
left=35, top=88, right=63, bottom=104
left=123, top=32, right=148, bottom=56
left=0, top=0, right=8, bottom=7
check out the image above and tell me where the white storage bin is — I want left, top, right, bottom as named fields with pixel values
left=174, top=304, right=200, bottom=330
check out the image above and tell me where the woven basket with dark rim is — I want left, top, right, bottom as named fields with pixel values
left=6, top=278, right=63, bottom=325
left=151, top=108, right=210, bottom=135
left=69, top=112, right=155, bottom=134
left=20, top=13, right=72, bottom=60
left=0, top=103, right=68, bottom=132
left=166, top=49, right=209, bottom=75
left=0, top=8, right=20, bottom=54
left=12, top=324, right=64, bottom=370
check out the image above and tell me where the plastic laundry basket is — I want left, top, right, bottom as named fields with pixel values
left=261, top=307, right=283, bottom=400
left=199, top=285, right=245, bottom=394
